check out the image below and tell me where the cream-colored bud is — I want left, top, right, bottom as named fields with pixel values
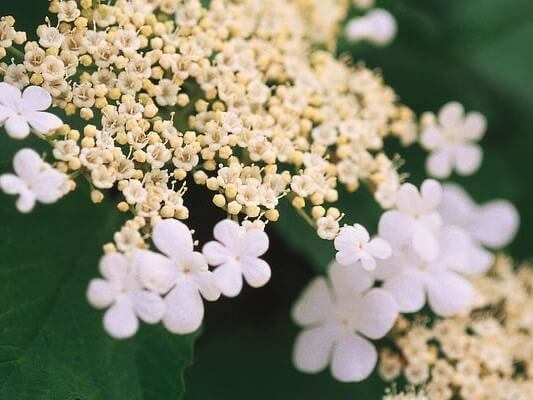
left=117, top=201, right=129, bottom=212
left=213, top=194, right=226, bottom=208
left=175, top=206, right=189, bottom=219
left=246, top=205, right=260, bottom=218
left=160, top=205, right=175, bottom=218
left=227, top=201, right=242, bottom=215
left=325, top=189, right=338, bottom=203
left=265, top=209, right=279, bottom=222
left=91, top=190, right=104, bottom=204
left=310, top=192, right=324, bottom=205
left=83, top=125, right=97, bottom=138
left=206, top=177, right=219, bottom=191
left=144, top=104, right=158, bottom=119
left=81, top=137, right=95, bottom=148
left=68, top=159, right=81, bottom=171
left=68, top=129, right=80, bottom=141
left=218, top=145, right=232, bottom=159
left=193, top=170, right=207, bottom=185
left=327, top=207, right=341, bottom=219
left=225, top=184, right=237, bottom=199
left=292, top=196, right=305, bottom=209
left=133, top=150, right=146, bottom=163
left=173, top=168, right=187, bottom=181
left=80, top=107, right=94, bottom=121
left=103, top=243, right=116, bottom=254
left=177, top=93, right=190, bottom=107
left=311, top=206, right=326, bottom=220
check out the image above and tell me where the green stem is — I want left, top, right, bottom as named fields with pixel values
left=6, top=46, right=24, bottom=62
left=294, top=206, right=315, bottom=228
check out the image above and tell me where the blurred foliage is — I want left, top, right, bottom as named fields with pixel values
left=0, top=1, right=532, bottom=399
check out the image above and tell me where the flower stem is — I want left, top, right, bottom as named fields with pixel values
left=6, top=46, right=24, bottom=62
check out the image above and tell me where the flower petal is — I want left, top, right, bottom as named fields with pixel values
left=292, top=277, right=333, bottom=326
left=24, top=111, right=63, bottom=134
left=454, top=144, right=482, bottom=176
left=32, top=169, right=65, bottom=203
left=0, top=104, right=15, bottom=123
left=335, top=249, right=359, bottom=266
left=163, top=283, right=204, bottom=334
left=331, top=334, right=377, bottom=382
left=463, top=111, right=486, bottom=141
left=329, top=260, right=374, bottom=300
left=426, top=149, right=452, bottom=179
left=15, top=191, right=36, bottom=213
left=192, top=270, right=220, bottom=301
left=213, top=219, right=242, bottom=251
left=383, top=271, right=425, bottom=313
left=356, top=288, right=398, bottom=339
left=241, top=257, right=271, bottom=288
left=366, top=237, right=391, bottom=260
left=0, top=82, right=22, bottom=110
left=21, top=85, right=52, bottom=111
left=242, top=228, right=269, bottom=257
left=420, top=179, right=442, bottom=211
left=420, top=125, right=444, bottom=150
left=0, top=174, right=24, bottom=195
left=378, top=210, right=413, bottom=245
left=439, top=183, right=476, bottom=227
left=395, top=183, right=421, bottom=214
left=438, top=102, right=464, bottom=128
left=103, top=299, right=139, bottom=339
left=131, top=289, right=165, bottom=324
left=99, top=252, right=129, bottom=284
left=412, top=225, right=439, bottom=262
left=202, top=241, right=232, bottom=266
left=426, top=271, right=474, bottom=317
left=133, top=249, right=177, bottom=294
left=13, top=148, right=42, bottom=181
left=5, top=115, right=30, bottom=139
left=292, top=325, right=338, bottom=374
left=469, top=200, right=519, bottom=248
left=152, top=219, right=193, bottom=260
left=87, top=278, right=115, bottom=309
left=213, top=262, right=243, bottom=297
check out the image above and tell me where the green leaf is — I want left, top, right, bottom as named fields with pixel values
left=0, top=145, right=197, bottom=399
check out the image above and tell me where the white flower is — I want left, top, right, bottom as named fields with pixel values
left=439, top=183, right=519, bottom=249
left=0, top=148, right=68, bottom=213
left=317, top=215, right=340, bottom=240
left=87, top=252, right=165, bottom=339
left=133, top=219, right=220, bottom=334
left=345, top=9, right=397, bottom=46
left=202, top=219, right=271, bottom=297
left=374, top=225, right=477, bottom=317
left=0, top=83, right=63, bottom=139
left=421, top=102, right=486, bottom=178
left=379, top=179, right=442, bottom=262
left=334, top=224, right=391, bottom=270
left=292, top=261, right=398, bottom=382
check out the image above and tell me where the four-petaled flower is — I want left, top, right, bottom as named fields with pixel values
left=0, top=83, right=63, bottom=139
left=334, top=223, right=391, bottom=271
left=292, top=261, right=398, bottom=382
left=133, top=219, right=220, bottom=334
left=0, top=148, right=68, bottom=212
left=421, top=102, right=486, bottom=178
left=202, top=219, right=271, bottom=297
left=87, top=252, right=165, bottom=339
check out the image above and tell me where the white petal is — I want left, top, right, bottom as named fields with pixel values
left=360, top=254, right=376, bottom=271
left=99, top=252, right=129, bottom=284
left=241, top=257, right=271, bottom=288
left=152, top=219, right=193, bottom=260
left=356, top=288, right=398, bottom=339
left=331, top=334, right=377, bottom=382
left=0, top=174, right=24, bottom=195
left=21, top=85, right=52, bottom=111
left=13, top=148, right=42, bottom=181
left=420, top=125, right=444, bottom=150
left=32, top=169, right=65, bottom=203
left=87, top=278, right=115, bottom=309
left=202, top=241, right=232, bottom=266
left=131, top=289, right=165, bottom=324
left=335, top=225, right=368, bottom=253
left=292, top=277, right=333, bottom=326
left=242, top=228, right=269, bottom=258
left=412, top=225, right=439, bottom=262
left=466, top=243, right=494, bottom=275
left=103, top=299, right=139, bottom=339
left=213, top=262, right=243, bottom=297
left=213, top=219, right=242, bottom=252
left=192, top=270, right=220, bottom=301
left=426, top=271, right=474, bottom=317
left=5, top=115, right=30, bottom=139
left=133, top=249, right=177, bottom=294
left=0, top=82, right=22, bottom=110
left=439, top=183, right=476, bottom=227
left=335, top=249, right=359, bottom=266
left=0, top=104, right=15, bottom=122
left=24, top=111, right=63, bottom=134
left=438, top=102, right=464, bottom=128
left=378, top=210, right=413, bottom=245
left=470, top=200, right=519, bottom=248
left=383, top=272, right=425, bottom=313
left=15, top=191, right=36, bottom=213
left=329, top=261, right=374, bottom=300
left=454, top=144, right=482, bottom=175
left=366, top=237, right=391, bottom=260
left=292, top=325, right=337, bottom=374
left=163, top=283, right=204, bottom=334
left=420, top=179, right=442, bottom=211
left=395, top=183, right=421, bottom=214
left=426, top=149, right=452, bottom=179
left=463, top=111, right=486, bottom=141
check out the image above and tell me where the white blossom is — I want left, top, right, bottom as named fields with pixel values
left=87, top=252, right=165, bottom=339
left=292, top=261, right=398, bottom=382
left=378, top=179, right=442, bottom=262
left=0, top=83, right=63, bottom=139
left=334, top=223, right=391, bottom=271
left=202, top=219, right=271, bottom=297
left=0, top=148, right=68, bottom=213
left=345, top=9, right=397, bottom=46
left=421, top=102, right=486, bottom=178
left=133, top=219, right=220, bottom=334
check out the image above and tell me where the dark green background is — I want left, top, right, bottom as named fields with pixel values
left=1, top=1, right=532, bottom=399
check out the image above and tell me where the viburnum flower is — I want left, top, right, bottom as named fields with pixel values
left=292, top=261, right=398, bottom=382
left=379, top=179, right=442, bottom=262
left=345, top=9, right=397, bottom=46
left=133, top=219, right=220, bottom=334
left=202, top=219, right=271, bottom=297
left=0, top=148, right=68, bottom=212
left=439, top=183, right=519, bottom=249
left=420, top=102, right=486, bottom=178
left=0, top=83, right=63, bottom=139
left=334, top=223, right=391, bottom=270
left=374, top=225, right=478, bottom=317
left=87, top=252, right=165, bottom=339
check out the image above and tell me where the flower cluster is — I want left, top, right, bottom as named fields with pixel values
left=379, top=256, right=533, bottom=400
